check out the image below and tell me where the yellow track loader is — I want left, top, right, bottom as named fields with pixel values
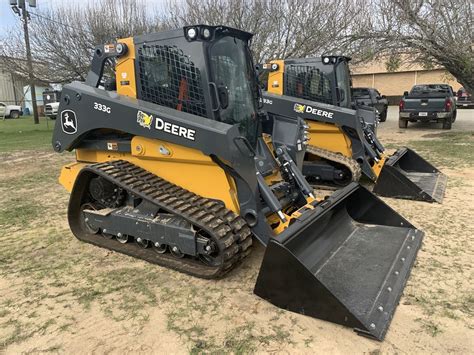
left=52, top=26, right=423, bottom=340
left=259, top=57, right=447, bottom=203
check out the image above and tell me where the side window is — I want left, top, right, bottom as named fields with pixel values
left=137, top=44, right=207, bottom=118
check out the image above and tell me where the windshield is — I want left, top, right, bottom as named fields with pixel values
left=209, top=36, right=259, bottom=146
left=284, top=64, right=332, bottom=104
left=335, top=62, right=351, bottom=108
left=352, top=88, right=371, bottom=97
left=410, top=85, right=451, bottom=95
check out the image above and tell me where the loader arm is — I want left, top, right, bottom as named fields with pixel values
left=262, top=92, right=381, bottom=181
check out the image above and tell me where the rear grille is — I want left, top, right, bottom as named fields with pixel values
left=284, top=65, right=333, bottom=104
left=137, top=44, right=207, bottom=118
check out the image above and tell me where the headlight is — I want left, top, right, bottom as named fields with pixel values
left=187, top=28, right=197, bottom=40
left=322, top=56, right=330, bottom=64
left=202, top=28, right=211, bottom=39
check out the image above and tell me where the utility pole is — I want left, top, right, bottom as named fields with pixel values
left=11, top=0, right=39, bottom=124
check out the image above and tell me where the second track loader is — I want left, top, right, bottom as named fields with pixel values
left=259, top=57, right=447, bottom=203
left=52, top=26, right=423, bottom=340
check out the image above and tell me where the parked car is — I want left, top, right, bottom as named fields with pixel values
left=399, top=84, right=457, bottom=129
left=45, top=102, right=59, bottom=119
left=0, top=102, right=23, bottom=119
left=351, top=87, right=389, bottom=122
left=456, top=87, right=473, bottom=108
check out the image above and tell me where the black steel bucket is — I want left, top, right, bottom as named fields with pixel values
left=254, top=183, right=423, bottom=340
left=373, top=148, right=447, bottom=203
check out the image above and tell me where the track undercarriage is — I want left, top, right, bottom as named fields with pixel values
left=69, top=160, right=252, bottom=278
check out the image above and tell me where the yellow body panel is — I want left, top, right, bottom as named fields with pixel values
left=59, top=162, right=88, bottom=192
left=266, top=60, right=285, bottom=95
left=116, top=37, right=137, bottom=98
left=273, top=197, right=317, bottom=234
left=306, top=121, right=352, bottom=158
left=59, top=136, right=240, bottom=213
left=371, top=154, right=387, bottom=178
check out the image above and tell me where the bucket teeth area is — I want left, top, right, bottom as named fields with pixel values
left=374, top=147, right=447, bottom=203
left=254, top=183, right=423, bottom=341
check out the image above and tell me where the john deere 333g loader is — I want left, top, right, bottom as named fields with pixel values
left=52, top=26, right=423, bottom=340
left=259, top=57, right=447, bottom=203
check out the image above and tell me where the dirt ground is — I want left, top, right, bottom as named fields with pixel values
left=1, top=108, right=473, bottom=354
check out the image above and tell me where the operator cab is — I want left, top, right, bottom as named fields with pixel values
left=131, top=25, right=261, bottom=147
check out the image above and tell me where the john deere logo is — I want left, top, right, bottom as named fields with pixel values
left=60, top=110, right=77, bottom=135
left=137, top=110, right=153, bottom=129
left=294, top=103, right=306, bottom=113
left=293, top=103, right=335, bottom=119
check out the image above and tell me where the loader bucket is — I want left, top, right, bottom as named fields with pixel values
left=373, top=147, right=447, bottom=203
left=254, top=183, right=423, bottom=341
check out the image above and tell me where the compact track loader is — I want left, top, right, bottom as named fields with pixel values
left=259, top=57, right=447, bottom=203
left=52, top=26, right=423, bottom=340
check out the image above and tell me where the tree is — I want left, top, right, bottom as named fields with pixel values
left=345, top=0, right=474, bottom=92
left=165, top=0, right=365, bottom=63
left=0, top=0, right=165, bottom=84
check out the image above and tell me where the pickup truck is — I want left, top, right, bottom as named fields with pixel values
left=399, top=84, right=457, bottom=129
left=45, top=102, right=59, bottom=119
left=351, top=87, right=389, bottom=122
left=0, top=102, right=23, bottom=119
left=456, top=87, right=473, bottom=108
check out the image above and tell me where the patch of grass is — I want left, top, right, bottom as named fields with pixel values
left=0, top=197, right=42, bottom=228
left=0, top=319, right=34, bottom=350
left=303, top=335, right=314, bottom=347
left=407, top=131, right=474, bottom=168
left=0, top=169, right=59, bottom=189
left=0, top=116, right=54, bottom=152
left=461, top=294, right=474, bottom=317
left=0, top=317, right=58, bottom=351
left=416, top=318, right=444, bottom=337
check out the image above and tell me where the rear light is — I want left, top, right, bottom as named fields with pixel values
left=399, top=99, right=404, bottom=111
left=445, top=98, right=452, bottom=111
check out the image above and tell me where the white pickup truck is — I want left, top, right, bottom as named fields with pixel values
left=45, top=102, right=59, bottom=119
left=0, top=102, right=23, bottom=119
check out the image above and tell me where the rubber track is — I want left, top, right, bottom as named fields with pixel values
left=73, top=160, right=252, bottom=279
left=305, top=145, right=362, bottom=186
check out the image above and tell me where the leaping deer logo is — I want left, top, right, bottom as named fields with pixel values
left=61, top=110, right=77, bottom=134
left=64, top=113, right=76, bottom=130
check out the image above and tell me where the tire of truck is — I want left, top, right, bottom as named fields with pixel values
left=10, top=111, right=20, bottom=119
left=398, top=118, right=408, bottom=128
left=442, top=117, right=452, bottom=130
left=379, top=109, right=387, bottom=122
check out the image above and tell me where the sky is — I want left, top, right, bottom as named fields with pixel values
left=0, top=1, right=20, bottom=35
left=0, top=0, right=169, bottom=37
left=0, top=0, right=66, bottom=35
